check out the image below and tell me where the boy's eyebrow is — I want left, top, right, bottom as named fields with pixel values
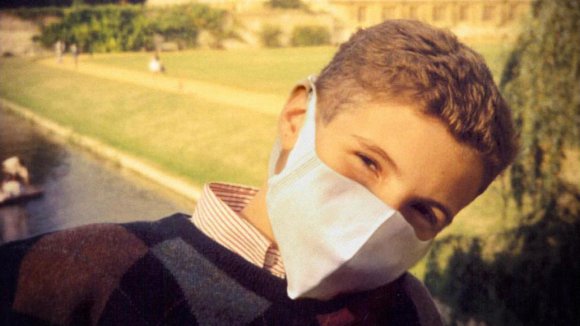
left=352, top=135, right=400, bottom=174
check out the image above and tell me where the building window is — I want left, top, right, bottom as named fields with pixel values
left=459, top=5, right=469, bottom=21
left=482, top=5, right=496, bottom=21
left=506, top=4, right=518, bottom=21
left=409, top=5, right=418, bottom=19
left=382, top=6, right=396, bottom=20
left=358, top=6, right=367, bottom=23
left=433, top=5, right=446, bottom=21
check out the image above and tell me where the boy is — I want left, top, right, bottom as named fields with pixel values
left=0, top=20, right=517, bottom=325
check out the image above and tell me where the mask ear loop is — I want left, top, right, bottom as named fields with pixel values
left=307, top=75, right=317, bottom=94
left=267, top=138, right=281, bottom=177
left=307, top=75, right=318, bottom=118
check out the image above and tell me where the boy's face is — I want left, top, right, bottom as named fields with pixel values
left=279, top=87, right=485, bottom=241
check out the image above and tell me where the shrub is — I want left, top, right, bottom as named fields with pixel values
left=268, top=0, right=303, bottom=9
left=147, top=4, right=227, bottom=49
left=37, top=3, right=228, bottom=52
left=290, top=25, right=330, bottom=47
left=38, top=5, right=151, bottom=52
left=259, top=24, right=282, bottom=48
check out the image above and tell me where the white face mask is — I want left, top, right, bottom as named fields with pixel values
left=266, top=78, right=432, bottom=300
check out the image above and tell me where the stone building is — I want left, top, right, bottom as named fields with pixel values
left=0, top=12, right=44, bottom=56
left=147, top=0, right=532, bottom=45
left=314, top=0, right=531, bottom=42
left=308, top=0, right=529, bottom=27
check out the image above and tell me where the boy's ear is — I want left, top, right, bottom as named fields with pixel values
left=278, top=84, right=309, bottom=151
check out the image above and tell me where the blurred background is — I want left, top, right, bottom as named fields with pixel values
left=0, top=0, right=578, bottom=324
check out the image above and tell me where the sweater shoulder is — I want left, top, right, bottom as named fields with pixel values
left=1, top=214, right=193, bottom=324
left=12, top=213, right=191, bottom=274
left=398, top=273, right=443, bottom=326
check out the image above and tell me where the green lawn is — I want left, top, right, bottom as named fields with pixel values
left=0, top=58, right=277, bottom=187
left=89, top=47, right=337, bottom=96
left=87, top=41, right=511, bottom=96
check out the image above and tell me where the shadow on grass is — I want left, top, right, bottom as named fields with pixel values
left=425, top=184, right=580, bottom=325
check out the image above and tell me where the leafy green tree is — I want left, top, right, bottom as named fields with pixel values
left=425, top=0, right=580, bottom=324
left=147, top=4, right=228, bottom=49
left=37, top=3, right=228, bottom=52
left=39, top=5, right=151, bottom=52
left=502, top=0, right=580, bottom=214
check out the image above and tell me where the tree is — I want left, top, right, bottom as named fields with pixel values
left=37, top=3, right=228, bottom=52
left=38, top=5, right=151, bottom=52
left=501, top=0, right=580, bottom=216
left=425, top=0, right=580, bottom=324
left=147, top=4, right=228, bottom=49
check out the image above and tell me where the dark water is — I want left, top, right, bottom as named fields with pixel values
left=0, top=107, right=193, bottom=244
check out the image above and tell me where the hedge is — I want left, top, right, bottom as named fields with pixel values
left=37, top=4, right=228, bottom=52
left=290, top=25, right=330, bottom=47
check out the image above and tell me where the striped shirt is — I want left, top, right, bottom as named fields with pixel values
left=191, top=183, right=285, bottom=278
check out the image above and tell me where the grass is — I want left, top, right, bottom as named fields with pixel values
left=0, top=58, right=277, bottom=187
left=0, top=42, right=521, bottom=279
left=89, top=47, right=337, bottom=96
left=88, top=42, right=513, bottom=96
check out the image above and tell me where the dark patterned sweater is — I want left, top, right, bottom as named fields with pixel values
left=0, top=213, right=442, bottom=325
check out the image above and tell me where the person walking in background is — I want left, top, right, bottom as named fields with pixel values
left=54, top=40, right=64, bottom=64
left=70, top=43, right=79, bottom=68
left=148, top=53, right=165, bottom=73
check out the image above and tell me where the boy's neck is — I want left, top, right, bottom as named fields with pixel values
left=239, top=183, right=277, bottom=245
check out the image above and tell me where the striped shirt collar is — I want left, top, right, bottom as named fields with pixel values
left=191, top=182, right=285, bottom=278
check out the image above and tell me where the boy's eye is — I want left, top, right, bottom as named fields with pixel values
left=412, top=204, right=437, bottom=227
left=356, top=153, right=380, bottom=173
